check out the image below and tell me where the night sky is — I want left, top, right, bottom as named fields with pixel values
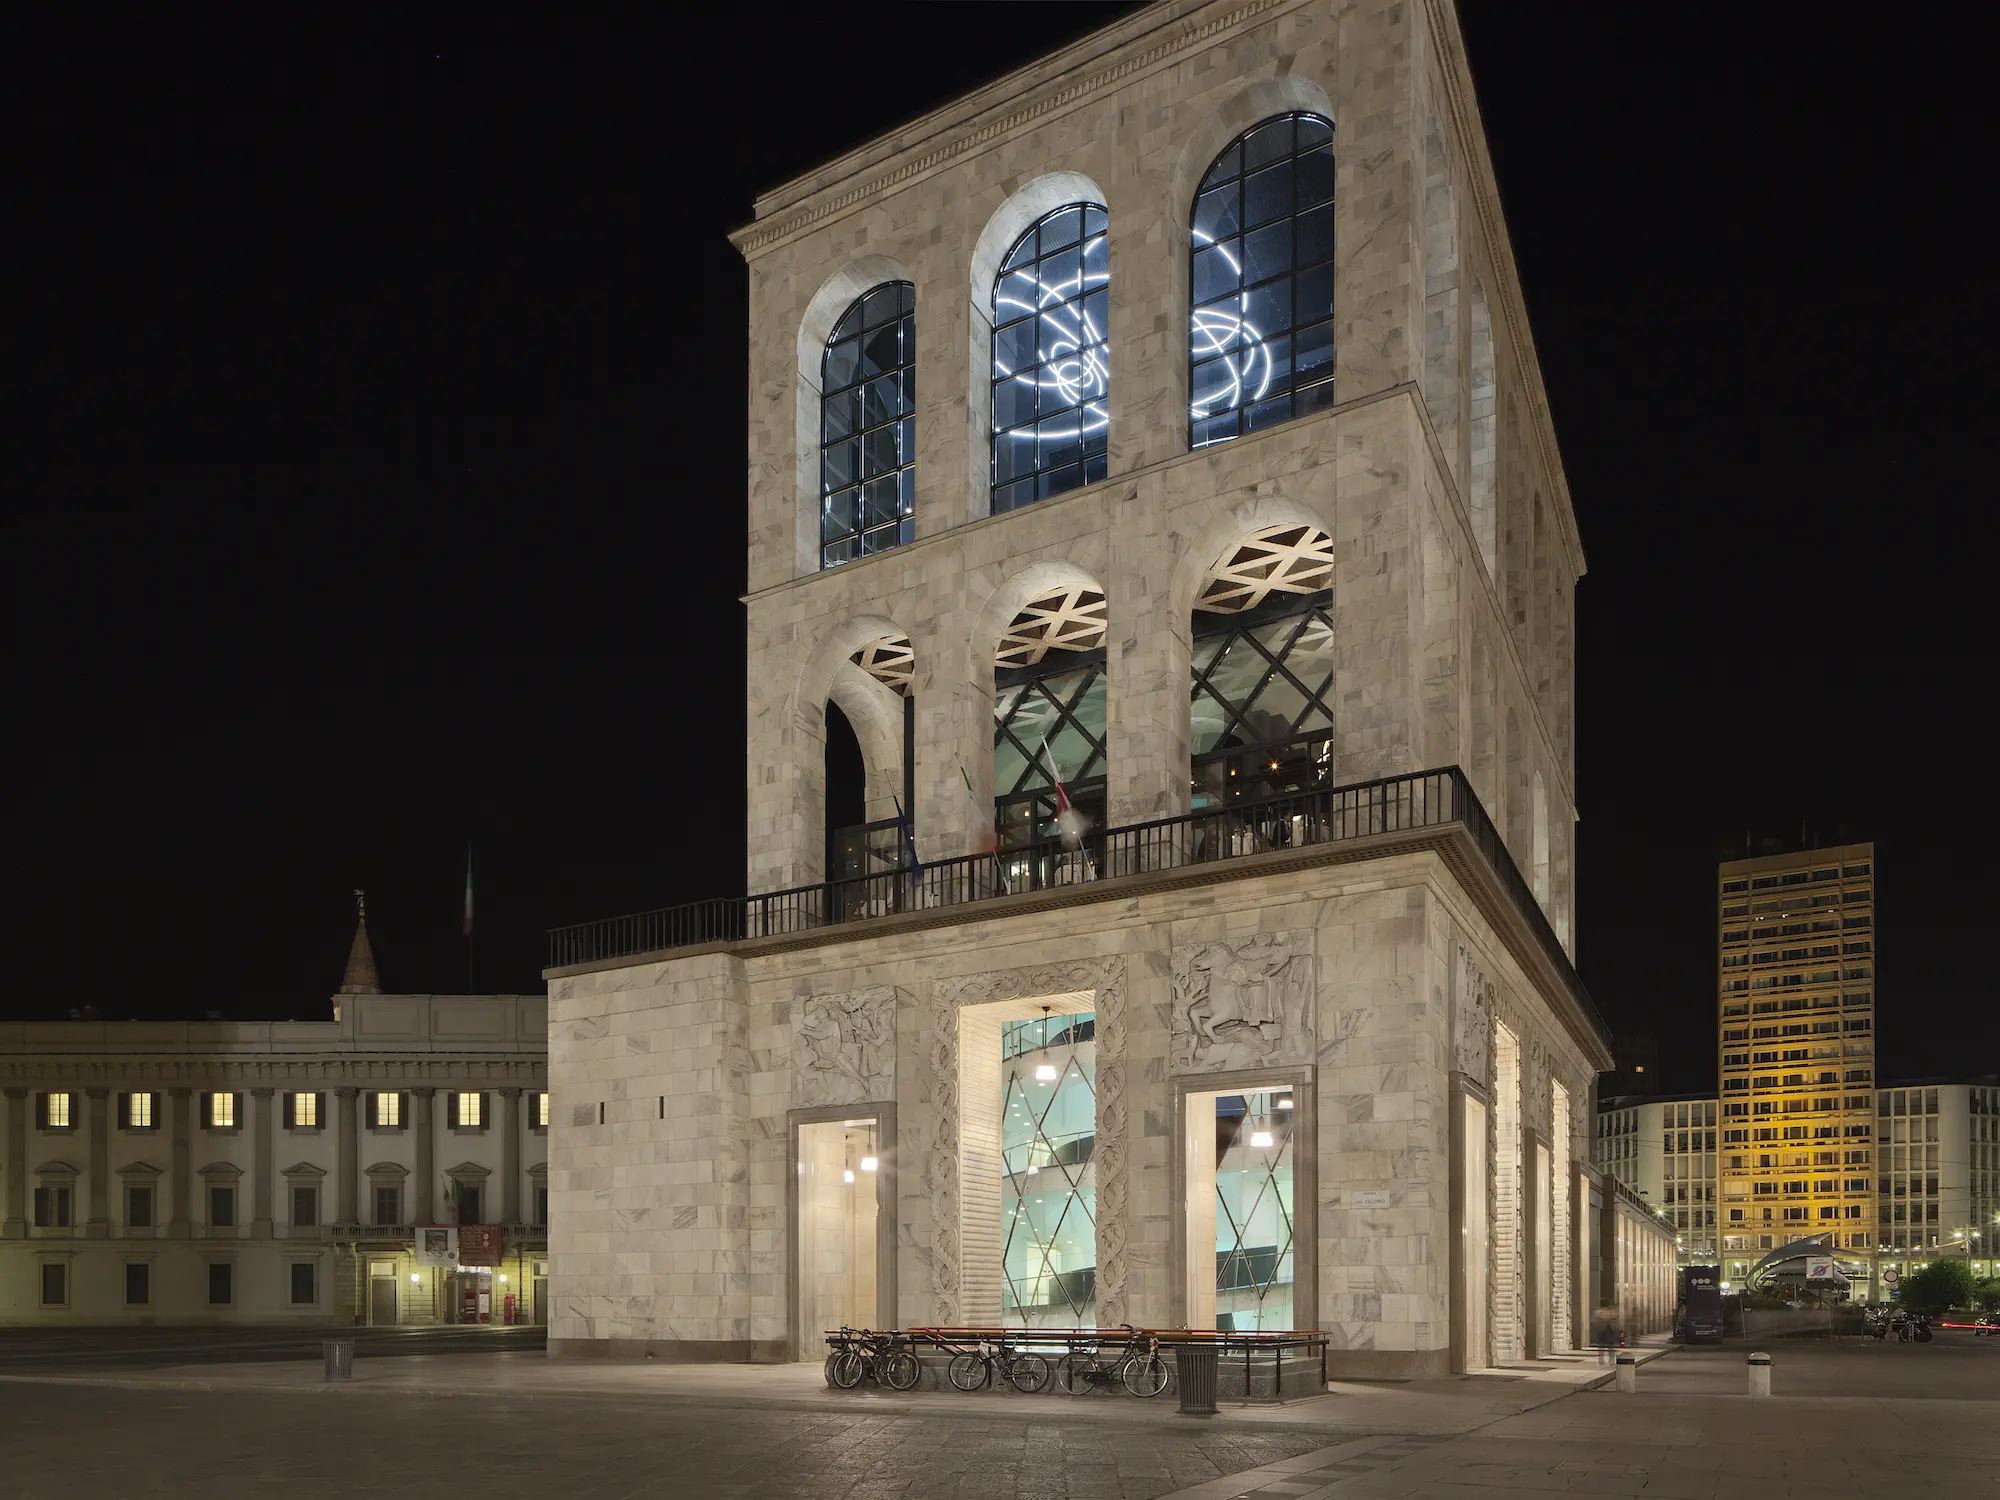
left=7, top=9, right=1992, bottom=1091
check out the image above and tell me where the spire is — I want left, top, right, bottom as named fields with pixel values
left=340, top=889, right=381, bottom=995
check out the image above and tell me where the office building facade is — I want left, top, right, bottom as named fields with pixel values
left=1592, top=1093, right=1717, bottom=1263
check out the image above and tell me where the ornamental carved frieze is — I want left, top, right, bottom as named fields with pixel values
left=1169, top=932, right=1315, bottom=1072
left=1453, top=948, right=1492, bottom=1083
left=791, top=987, right=898, bottom=1108
left=926, top=959, right=1128, bottom=1327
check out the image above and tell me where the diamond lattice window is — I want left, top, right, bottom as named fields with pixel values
left=1214, top=1090, right=1296, bottom=1331
left=1001, top=1012, right=1097, bottom=1328
left=993, top=660, right=1105, bottom=851
left=1190, top=600, right=1335, bottom=810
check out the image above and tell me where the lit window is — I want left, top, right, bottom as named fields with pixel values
left=455, top=1092, right=483, bottom=1128
left=535, top=1092, right=549, bottom=1129
left=1189, top=112, right=1336, bottom=448
left=819, top=281, right=916, bottom=568
left=375, top=1091, right=401, bottom=1128
left=991, top=202, right=1110, bottom=513
left=126, top=1092, right=153, bottom=1129
left=44, top=1092, right=72, bottom=1130
left=292, top=1093, right=318, bottom=1128
left=209, top=1092, right=235, bottom=1129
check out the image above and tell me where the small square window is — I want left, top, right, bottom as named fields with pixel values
left=209, top=1186, right=236, bottom=1228
left=41, top=1263, right=68, bottom=1308
left=127, top=1185, right=154, bottom=1229
left=125, top=1262, right=151, bottom=1307
left=455, top=1092, right=483, bottom=1129
left=292, top=1186, right=318, bottom=1228
left=291, top=1093, right=319, bottom=1128
left=290, top=1261, right=317, bottom=1306
left=208, top=1262, right=233, bottom=1306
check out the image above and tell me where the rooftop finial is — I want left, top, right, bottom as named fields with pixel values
left=339, top=893, right=382, bottom=995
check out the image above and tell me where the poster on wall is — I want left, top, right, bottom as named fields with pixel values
left=414, top=1226, right=458, bottom=1267
left=457, top=1224, right=503, bottom=1266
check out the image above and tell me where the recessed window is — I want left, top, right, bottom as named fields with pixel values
left=126, top=1185, right=154, bottom=1229
left=454, top=1092, right=483, bottom=1129
left=373, top=1091, right=401, bottom=1129
left=207, top=1262, right=233, bottom=1306
left=41, top=1263, right=68, bottom=1308
left=290, top=1261, right=317, bottom=1306
left=819, top=281, right=916, bottom=568
left=452, top=1183, right=483, bottom=1225
left=292, top=1186, right=319, bottom=1228
left=990, top=202, right=1110, bottom=514
left=374, top=1185, right=401, bottom=1227
left=34, top=1185, right=72, bottom=1228
left=124, top=1092, right=155, bottom=1130
left=1189, top=112, right=1336, bottom=448
left=291, top=1093, right=319, bottom=1128
left=208, top=1092, right=236, bottom=1130
left=534, top=1186, right=549, bottom=1227
left=40, top=1092, right=74, bottom=1130
left=125, top=1262, right=151, bottom=1307
left=535, top=1092, right=549, bottom=1129
left=209, top=1186, right=236, bottom=1229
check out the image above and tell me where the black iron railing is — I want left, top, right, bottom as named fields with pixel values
left=546, top=765, right=1603, bottom=1042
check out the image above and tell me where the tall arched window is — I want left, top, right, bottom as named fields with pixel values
left=1189, top=112, right=1335, bottom=449
left=820, top=282, right=916, bottom=569
left=991, top=204, right=1110, bottom=515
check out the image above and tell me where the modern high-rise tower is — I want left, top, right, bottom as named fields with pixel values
left=1715, top=843, right=1876, bottom=1287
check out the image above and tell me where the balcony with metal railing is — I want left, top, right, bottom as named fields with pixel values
left=547, top=765, right=1608, bottom=1049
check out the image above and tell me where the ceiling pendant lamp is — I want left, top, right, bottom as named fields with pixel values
left=1250, top=1101, right=1274, bottom=1149
left=1034, top=1004, right=1059, bottom=1081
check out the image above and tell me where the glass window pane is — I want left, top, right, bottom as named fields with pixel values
left=821, top=389, right=856, bottom=442
left=1295, top=205, right=1334, bottom=268
left=823, top=338, right=860, bottom=393
left=994, top=318, right=1037, bottom=375
left=860, top=284, right=900, bottom=328
left=820, top=281, right=917, bottom=567
left=1243, top=161, right=1294, bottom=229
left=1242, top=279, right=1292, bottom=342
left=1192, top=242, right=1243, bottom=304
left=1294, top=320, right=1334, bottom=383
left=1201, top=143, right=1242, bottom=189
left=859, top=321, right=901, bottom=380
left=1193, top=185, right=1241, bottom=244
left=994, top=373, right=1035, bottom=431
left=1296, top=114, right=1333, bottom=152
left=1295, top=146, right=1334, bottom=209
left=1242, top=221, right=1292, bottom=285
left=1295, top=262, right=1334, bottom=322
left=1039, top=206, right=1082, bottom=252
left=822, top=439, right=857, bottom=490
left=1243, top=117, right=1294, bottom=170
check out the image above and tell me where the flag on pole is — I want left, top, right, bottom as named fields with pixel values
left=1038, top=734, right=1090, bottom=849
left=961, top=765, right=998, bottom=855
left=891, top=796, right=923, bottom=882
left=463, top=846, right=474, bottom=938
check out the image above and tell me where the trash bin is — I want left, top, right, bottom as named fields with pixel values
left=1176, top=1343, right=1218, bottom=1416
left=322, top=1338, right=355, bottom=1383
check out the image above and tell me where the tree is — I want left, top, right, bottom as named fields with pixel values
left=1899, top=1259, right=1975, bottom=1315
left=1974, top=1277, right=2000, bottom=1314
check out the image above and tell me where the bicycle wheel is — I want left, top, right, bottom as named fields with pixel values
left=882, top=1349, right=922, bottom=1391
left=1007, top=1351, right=1052, bottom=1394
left=1055, top=1353, right=1098, bottom=1394
left=947, top=1352, right=991, bottom=1391
left=829, top=1349, right=865, bottom=1389
left=822, top=1350, right=845, bottom=1387
left=1122, top=1352, right=1169, bottom=1397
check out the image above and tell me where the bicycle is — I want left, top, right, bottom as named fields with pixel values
left=946, top=1336, right=1052, bottom=1393
left=824, top=1327, right=921, bottom=1391
left=1055, top=1325, right=1169, bottom=1396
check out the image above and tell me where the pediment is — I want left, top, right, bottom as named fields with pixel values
left=363, top=1161, right=410, bottom=1180
left=281, top=1162, right=328, bottom=1180
left=199, top=1161, right=244, bottom=1180
left=443, top=1161, right=491, bottom=1181
left=117, top=1160, right=163, bottom=1180
left=34, top=1159, right=80, bottom=1179
left=527, top=1161, right=547, bottom=1181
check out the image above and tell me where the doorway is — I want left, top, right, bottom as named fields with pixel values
left=533, top=1260, right=548, bottom=1325
left=368, top=1261, right=398, bottom=1326
left=1180, top=1077, right=1310, bottom=1332
left=795, top=1118, right=880, bottom=1358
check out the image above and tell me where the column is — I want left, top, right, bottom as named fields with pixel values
left=85, top=1087, right=111, bottom=1237
left=3, top=1088, right=27, bottom=1237
left=413, top=1087, right=436, bottom=1225
left=501, top=1087, right=523, bottom=1225
left=250, top=1088, right=275, bottom=1238
left=335, top=1087, right=359, bottom=1225
left=167, top=1087, right=192, bottom=1238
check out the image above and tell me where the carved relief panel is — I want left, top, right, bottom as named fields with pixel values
left=792, top=987, right=897, bottom=1108
left=1170, top=932, right=1315, bottom=1072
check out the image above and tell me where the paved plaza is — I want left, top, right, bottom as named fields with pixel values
left=0, top=1335, right=1993, bottom=1498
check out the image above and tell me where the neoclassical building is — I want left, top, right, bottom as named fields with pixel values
left=547, top=0, right=1610, bottom=1376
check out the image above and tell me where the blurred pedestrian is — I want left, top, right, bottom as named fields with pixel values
left=1590, top=1300, right=1620, bottom=1364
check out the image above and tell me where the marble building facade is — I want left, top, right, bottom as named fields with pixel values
left=547, top=0, right=1612, bottom=1378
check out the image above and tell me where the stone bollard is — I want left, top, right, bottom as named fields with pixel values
left=1614, top=1352, right=1637, bottom=1393
left=1747, top=1351, right=1772, bottom=1397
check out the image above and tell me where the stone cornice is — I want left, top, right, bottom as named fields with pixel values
left=547, top=820, right=1612, bottom=1067
left=730, top=0, right=1300, bottom=259
left=0, top=1059, right=547, bottom=1089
